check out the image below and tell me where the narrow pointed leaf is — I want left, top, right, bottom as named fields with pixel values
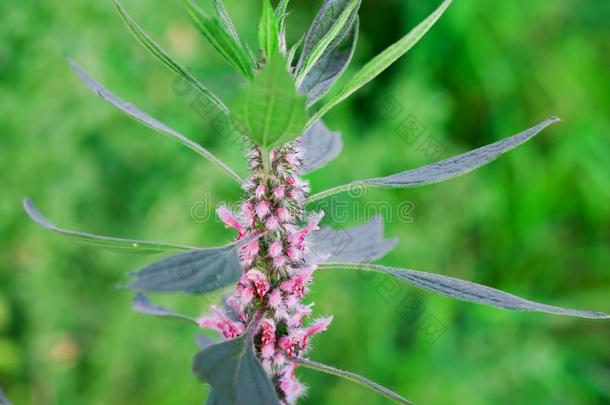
left=295, top=0, right=361, bottom=88
left=300, top=17, right=359, bottom=106
left=259, top=0, right=279, bottom=59
left=129, top=240, right=247, bottom=294
left=23, top=199, right=198, bottom=253
left=275, top=0, right=290, bottom=20
left=292, top=357, right=413, bottom=405
left=193, top=334, right=281, bottom=405
left=132, top=292, right=198, bottom=323
left=296, top=0, right=360, bottom=74
left=211, top=0, right=241, bottom=44
left=308, top=117, right=559, bottom=203
left=114, top=0, right=229, bottom=114
left=310, top=216, right=397, bottom=263
left=321, top=263, right=610, bottom=319
left=69, top=61, right=243, bottom=184
left=306, top=0, right=452, bottom=129
left=233, top=55, right=307, bottom=147
left=183, top=0, right=254, bottom=79
left=297, top=120, right=343, bottom=173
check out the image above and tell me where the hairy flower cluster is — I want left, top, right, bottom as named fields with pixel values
left=198, top=142, right=332, bottom=404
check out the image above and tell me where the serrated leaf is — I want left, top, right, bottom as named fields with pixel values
left=292, top=357, right=413, bottom=405
left=322, top=263, right=610, bottom=319
left=295, top=0, right=361, bottom=89
left=259, top=0, right=279, bottom=59
left=193, top=334, right=281, bottom=405
left=114, top=0, right=228, bottom=114
left=69, top=61, right=243, bottom=184
left=308, top=118, right=559, bottom=203
left=306, top=0, right=452, bottom=129
left=23, top=199, right=198, bottom=253
left=310, top=216, right=397, bottom=263
left=211, top=0, right=241, bottom=44
left=300, top=17, right=359, bottom=106
left=183, top=0, right=254, bottom=79
left=233, top=55, right=307, bottom=147
left=132, top=292, right=198, bottom=323
left=129, top=239, right=247, bottom=294
left=297, top=120, right=343, bottom=173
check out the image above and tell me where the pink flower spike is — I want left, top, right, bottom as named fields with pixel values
left=255, top=200, right=271, bottom=219
left=216, top=206, right=245, bottom=238
left=269, top=241, right=283, bottom=258
left=268, top=289, right=283, bottom=309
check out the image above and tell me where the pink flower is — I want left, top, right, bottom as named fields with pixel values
left=287, top=304, right=313, bottom=328
left=240, top=239, right=259, bottom=265
left=256, top=200, right=271, bottom=219
left=269, top=241, right=283, bottom=258
left=246, top=270, right=270, bottom=298
left=268, top=289, right=283, bottom=308
left=276, top=207, right=291, bottom=223
left=274, top=185, right=286, bottom=199
left=260, top=318, right=277, bottom=358
left=273, top=255, right=287, bottom=268
left=256, top=184, right=267, bottom=199
left=216, top=206, right=245, bottom=239
left=286, top=246, right=302, bottom=261
left=241, top=202, right=255, bottom=226
left=280, top=267, right=314, bottom=298
left=266, top=215, right=280, bottom=231
left=279, top=317, right=332, bottom=354
left=198, top=306, right=245, bottom=339
left=279, top=363, right=304, bottom=404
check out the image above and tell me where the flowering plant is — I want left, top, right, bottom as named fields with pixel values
left=24, top=0, right=609, bottom=404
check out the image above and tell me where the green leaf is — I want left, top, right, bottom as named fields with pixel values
left=69, top=61, right=243, bottom=184
left=23, top=199, right=198, bottom=254
left=233, top=55, right=307, bottom=148
left=211, top=0, right=241, bottom=44
left=114, top=0, right=228, bottom=114
left=292, top=357, right=413, bottom=405
left=321, top=263, right=610, bottom=319
left=298, top=120, right=343, bottom=173
left=183, top=0, right=254, bottom=79
left=311, top=216, right=397, bottom=263
left=258, top=0, right=279, bottom=59
left=300, top=17, right=358, bottom=106
left=128, top=238, right=250, bottom=294
left=275, top=0, right=290, bottom=20
left=132, top=292, right=198, bottom=324
left=307, top=118, right=558, bottom=203
left=295, top=0, right=361, bottom=88
left=193, top=334, right=280, bottom=405
left=306, top=0, right=452, bottom=130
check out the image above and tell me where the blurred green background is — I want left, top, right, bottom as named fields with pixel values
left=2, top=0, right=609, bottom=404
